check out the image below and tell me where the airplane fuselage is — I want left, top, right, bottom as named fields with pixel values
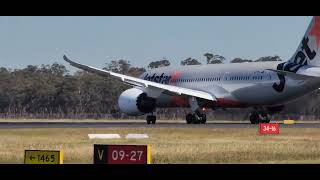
left=139, top=61, right=320, bottom=109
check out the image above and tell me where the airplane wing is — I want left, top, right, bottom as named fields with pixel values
left=63, top=55, right=216, bottom=101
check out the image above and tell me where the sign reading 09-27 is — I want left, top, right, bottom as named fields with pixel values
left=94, top=144, right=151, bottom=164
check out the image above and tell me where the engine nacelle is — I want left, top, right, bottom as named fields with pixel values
left=118, top=88, right=156, bottom=116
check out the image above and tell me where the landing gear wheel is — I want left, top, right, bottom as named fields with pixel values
left=192, top=114, right=200, bottom=124
left=146, top=115, right=156, bottom=124
left=186, top=113, right=193, bottom=124
left=260, top=113, right=271, bottom=123
left=200, top=114, right=206, bottom=124
left=249, top=113, right=259, bottom=124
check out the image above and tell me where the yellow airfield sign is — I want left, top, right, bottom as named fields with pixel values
left=283, top=120, right=295, bottom=125
left=24, top=150, right=63, bottom=164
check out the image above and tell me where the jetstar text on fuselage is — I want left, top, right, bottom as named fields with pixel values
left=143, top=73, right=172, bottom=84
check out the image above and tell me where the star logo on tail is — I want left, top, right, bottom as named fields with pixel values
left=309, top=16, right=320, bottom=49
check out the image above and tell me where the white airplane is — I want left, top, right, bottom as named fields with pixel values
left=64, top=16, right=320, bottom=124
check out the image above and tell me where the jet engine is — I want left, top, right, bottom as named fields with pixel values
left=118, top=88, right=156, bottom=116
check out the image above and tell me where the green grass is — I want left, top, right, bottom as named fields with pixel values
left=0, top=127, right=320, bottom=163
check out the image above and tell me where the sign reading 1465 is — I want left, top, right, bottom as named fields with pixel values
left=24, top=150, right=63, bottom=164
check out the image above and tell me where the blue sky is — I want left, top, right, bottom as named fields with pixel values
left=0, top=16, right=313, bottom=72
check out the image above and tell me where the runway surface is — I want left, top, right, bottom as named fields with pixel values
left=0, top=122, right=319, bottom=129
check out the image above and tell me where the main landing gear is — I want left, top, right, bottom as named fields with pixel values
left=186, top=96, right=207, bottom=124
left=186, top=112, right=207, bottom=124
left=249, top=111, right=271, bottom=124
left=146, top=115, right=156, bottom=124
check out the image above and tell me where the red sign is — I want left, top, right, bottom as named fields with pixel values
left=107, top=145, right=148, bottom=164
left=259, top=123, right=280, bottom=134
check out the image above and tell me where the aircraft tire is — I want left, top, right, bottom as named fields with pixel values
left=260, top=113, right=271, bottom=123
left=186, top=114, right=193, bottom=124
left=192, top=114, right=201, bottom=124
left=147, top=115, right=156, bottom=124
left=250, top=113, right=259, bottom=124
left=200, top=114, right=206, bottom=124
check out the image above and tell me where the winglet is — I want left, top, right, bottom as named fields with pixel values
left=63, top=55, right=83, bottom=68
left=62, top=54, right=112, bottom=77
left=63, top=55, right=73, bottom=64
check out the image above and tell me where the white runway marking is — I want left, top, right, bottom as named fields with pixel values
left=125, top=134, right=149, bottom=139
left=88, top=134, right=121, bottom=139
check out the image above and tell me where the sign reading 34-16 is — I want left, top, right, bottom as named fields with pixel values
left=259, top=123, right=280, bottom=134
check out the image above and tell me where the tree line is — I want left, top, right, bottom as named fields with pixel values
left=0, top=53, right=319, bottom=120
